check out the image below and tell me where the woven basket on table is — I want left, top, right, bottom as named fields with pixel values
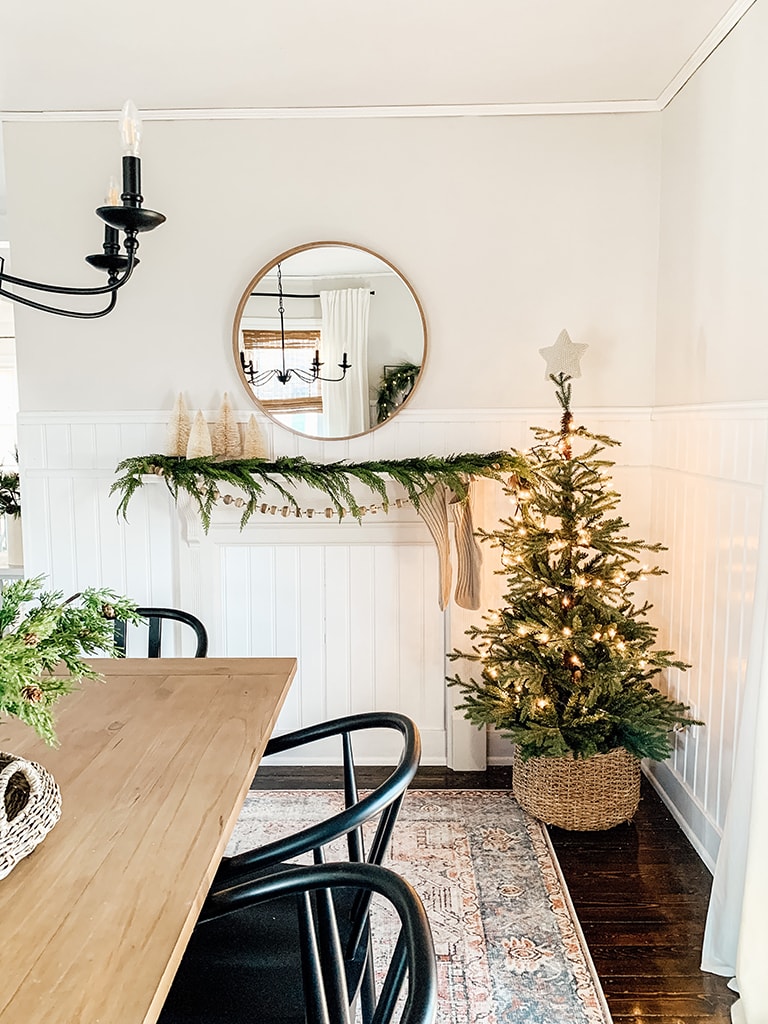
left=512, top=745, right=641, bottom=831
left=0, top=752, right=62, bottom=879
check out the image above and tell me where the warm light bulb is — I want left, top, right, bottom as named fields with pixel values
left=536, top=698, right=548, bottom=709
left=562, top=627, right=572, bottom=637
left=105, top=176, right=120, bottom=205
left=120, top=99, right=142, bottom=156
left=593, top=631, right=602, bottom=640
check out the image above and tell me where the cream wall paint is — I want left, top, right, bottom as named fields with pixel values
left=3, top=113, right=661, bottom=417
left=643, top=0, right=768, bottom=867
left=656, top=0, right=768, bottom=406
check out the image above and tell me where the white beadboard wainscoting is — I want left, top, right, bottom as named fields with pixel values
left=17, top=402, right=766, bottom=868
left=644, top=403, right=768, bottom=870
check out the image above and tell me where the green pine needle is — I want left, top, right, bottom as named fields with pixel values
left=111, top=451, right=527, bottom=529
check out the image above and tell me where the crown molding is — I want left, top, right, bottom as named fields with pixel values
left=0, top=100, right=661, bottom=123
left=655, top=0, right=759, bottom=108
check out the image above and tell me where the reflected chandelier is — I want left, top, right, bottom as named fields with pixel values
left=0, top=101, right=165, bottom=319
left=240, top=262, right=351, bottom=385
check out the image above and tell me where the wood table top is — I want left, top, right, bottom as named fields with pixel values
left=0, top=657, right=297, bottom=1024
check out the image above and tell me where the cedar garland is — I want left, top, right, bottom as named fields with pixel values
left=111, top=451, right=527, bottom=531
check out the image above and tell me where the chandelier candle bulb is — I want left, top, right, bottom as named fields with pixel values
left=101, top=179, right=121, bottom=254
left=120, top=99, right=142, bottom=157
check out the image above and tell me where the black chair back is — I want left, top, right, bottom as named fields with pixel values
left=212, top=713, right=419, bottom=888
left=207, top=712, right=421, bottom=1024
left=114, top=606, right=208, bottom=658
left=160, top=861, right=437, bottom=1024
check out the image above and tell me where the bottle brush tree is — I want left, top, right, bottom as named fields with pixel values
left=449, top=373, right=700, bottom=762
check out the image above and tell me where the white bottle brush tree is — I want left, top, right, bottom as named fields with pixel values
left=449, top=370, right=701, bottom=761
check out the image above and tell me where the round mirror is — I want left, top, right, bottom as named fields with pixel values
left=233, top=242, right=427, bottom=440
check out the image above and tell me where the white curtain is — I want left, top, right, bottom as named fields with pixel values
left=701, top=480, right=768, bottom=1024
left=319, top=288, right=370, bottom=436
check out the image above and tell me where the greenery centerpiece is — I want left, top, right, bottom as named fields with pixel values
left=0, top=575, right=141, bottom=745
left=448, top=361, right=700, bottom=828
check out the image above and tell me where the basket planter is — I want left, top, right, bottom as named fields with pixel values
left=512, top=745, right=641, bottom=831
left=0, top=752, right=62, bottom=879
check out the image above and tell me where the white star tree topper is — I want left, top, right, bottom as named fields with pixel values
left=539, top=329, right=588, bottom=381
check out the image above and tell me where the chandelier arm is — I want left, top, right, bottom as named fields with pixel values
left=0, top=283, right=119, bottom=319
left=0, top=249, right=137, bottom=298
left=313, top=369, right=348, bottom=383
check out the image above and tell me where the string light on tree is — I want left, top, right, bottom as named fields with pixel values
left=449, top=332, right=701, bottom=762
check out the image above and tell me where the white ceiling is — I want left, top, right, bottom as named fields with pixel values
left=0, top=0, right=757, bottom=117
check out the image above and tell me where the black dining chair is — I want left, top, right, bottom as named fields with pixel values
left=205, top=712, right=420, bottom=1024
left=159, top=861, right=438, bottom=1024
left=211, top=712, right=420, bottom=889
left=113, top=606, right=208, bottom=658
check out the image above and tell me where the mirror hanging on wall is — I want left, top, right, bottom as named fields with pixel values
left=233, top=242, right=427, bottom=440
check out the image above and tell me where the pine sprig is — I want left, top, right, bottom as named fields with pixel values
left=111, top=451, right=527, bottom=530
left=0, top=575, right=142, bottom=745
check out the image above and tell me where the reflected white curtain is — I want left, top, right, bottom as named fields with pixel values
left=320, top=288, right=370, bottom=436
left=701, top=479, right=768, bottom=1024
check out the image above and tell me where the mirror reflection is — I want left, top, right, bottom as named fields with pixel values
left=233, top=242, right=427, bottom=440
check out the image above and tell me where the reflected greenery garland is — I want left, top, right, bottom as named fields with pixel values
left=112, top=451, right=527, bottom=532
left=375, top=363, right=421, bottom=423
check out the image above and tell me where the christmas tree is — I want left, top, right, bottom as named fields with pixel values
left=449, top=366, right=699, bottom=762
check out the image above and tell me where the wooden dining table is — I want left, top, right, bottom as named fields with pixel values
left=0, top=656, right=297, bottom=1024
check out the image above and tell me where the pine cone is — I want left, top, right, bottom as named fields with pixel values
left=22, top=632, right=39, bottom=647
left=102, top=603, right=116, bottom=620
left=21, top=685, right=44, bottom=703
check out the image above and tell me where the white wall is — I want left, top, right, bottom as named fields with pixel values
left=646, top=0, right=768, bottom=868
left=4, top=113, right=661, bottom=417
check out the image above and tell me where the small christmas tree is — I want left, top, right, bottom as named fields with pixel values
left=449, top=370, right=699, bottom=762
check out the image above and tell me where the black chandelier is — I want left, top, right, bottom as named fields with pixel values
left=240, top=262, right=351, bottom=385
left=0, top=101, right=165, bottom=319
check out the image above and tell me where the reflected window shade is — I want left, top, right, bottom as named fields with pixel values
left=243, top=329, right=320, bottom=350
left=260, top=395, right=323, bottom=414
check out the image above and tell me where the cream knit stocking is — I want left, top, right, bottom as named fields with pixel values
left=415, top=484, right=452, bottom=610
left=450, top=483, right=482, bottom=610
left=416, top=481, right=483, bottom=610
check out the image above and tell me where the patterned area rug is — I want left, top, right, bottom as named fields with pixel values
left=227, top=789, right=613, bottom=1024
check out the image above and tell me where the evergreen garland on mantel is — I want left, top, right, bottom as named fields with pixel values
left=112, top=451, right=526, bottom=531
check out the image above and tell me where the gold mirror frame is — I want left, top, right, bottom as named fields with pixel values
left=232, top=241, right=428, bottom=441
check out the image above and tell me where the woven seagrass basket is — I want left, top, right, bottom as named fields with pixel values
left=512, top=745, right=641, bottom=831
left=0, top=751, right=62, bottom=879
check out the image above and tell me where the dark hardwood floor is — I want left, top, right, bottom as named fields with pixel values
left=251, top=765, right=737, bottom=1024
